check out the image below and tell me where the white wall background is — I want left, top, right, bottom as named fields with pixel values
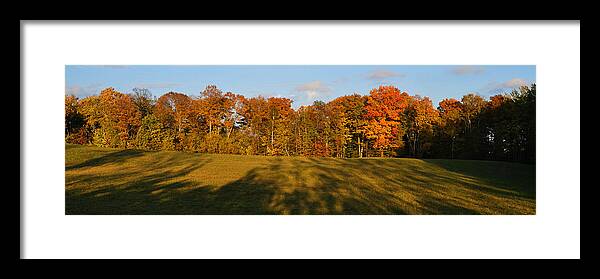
left=22, top=21, right=580, bottom=259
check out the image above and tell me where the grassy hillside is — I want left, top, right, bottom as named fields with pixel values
left=65, top=144, right=535, bottom=214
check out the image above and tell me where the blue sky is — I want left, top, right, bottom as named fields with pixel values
left=66, top=65, right=535, bottom=108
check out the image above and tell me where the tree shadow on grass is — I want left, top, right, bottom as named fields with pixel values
left=66, top=149, right=146, bottom=171
left=66, top=156, right=409, bottom=214
left=200, top=158, right=411, bottom=214
left=66, top=150, right=212, bottom=214
left=422, top=159, right=536, bottom=199
left=66, top=153, right=536, bottom=215
left=381, top=159, right=534, bottom=214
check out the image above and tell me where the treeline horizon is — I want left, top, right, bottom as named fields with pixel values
left=65, top=83, right=535, bottom=163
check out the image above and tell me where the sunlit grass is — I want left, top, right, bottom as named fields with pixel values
left=65, top=144, right=535, bottom=215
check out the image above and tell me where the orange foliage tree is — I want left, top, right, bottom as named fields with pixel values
left=404, top=96, right=440, bottom=157
left=89, top=88, right=141, bottom=148
left=155, top=91, right=192, bottom=150
left=65, top=83, right=536, bottom=163
left=364, top=86, right=411, bottom=157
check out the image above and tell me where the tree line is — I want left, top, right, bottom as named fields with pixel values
left=65, top=84, right=535, bottom=163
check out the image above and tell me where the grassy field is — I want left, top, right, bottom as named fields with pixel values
left=65, top=144, right=535, bottom=215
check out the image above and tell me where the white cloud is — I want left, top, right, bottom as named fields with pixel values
left=451, top=65, right=485, bottom=75
left=367, top=70, right=405, bottom=80
left=295, top=80, right=331, bottom=100
left=65, top=86, right=80, bottom=96
left=307, top=91, right=318, bottom=99
left=499, top=78, right=528, bottom=88
left=295, top=80, right=330, bottom=93
left=65, top=84, right=103, bottom=97
left=484, top=78, right=532, bottom=94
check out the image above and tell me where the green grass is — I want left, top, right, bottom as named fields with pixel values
left=65, top=144, right=535, bottom=215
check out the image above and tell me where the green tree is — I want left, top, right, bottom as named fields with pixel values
left=136, top=114, right=167, bottom=150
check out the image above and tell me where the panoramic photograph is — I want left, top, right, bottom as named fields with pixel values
left=64, top=65, right=536, bottom=215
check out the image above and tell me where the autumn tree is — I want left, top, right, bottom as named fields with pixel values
left=65, top=83, right=535, bottom=163
left=136, top=114, right=170, bottom=150
left=77, top=95, right=102, bottom=144
left=266, top=97, right=294, bottom=156
left=325, top=100, right=349, bottom=158
left=310, top=101, right=333, bottom=157
left=364, top=86, right=411, bottom=157
left=84, top=88, right=141, bottom=148
left=223, top=92, right=245, bottom=139
left=130, top=88, right=155, bottom=118
left=480, top=85, right=535, bottom=162
left=155, top=92, right=192, bottom=150
left=198, top=85, right=229, bottom=135
left=291, top=101, right=337, bottom=157
left=65, top=95, right=88, bottom=144
left=294, top=105, right=315, bottom=156
left=438, top=98, right=463, bottom=159
left=459, top=93, right=487, bottom=159
left=404, top=96, right=440, bottom=158
left=327, top=96, right=367, bottom=158
left=240, top=96, right=270, bottom=155
left=461, top=93, right=486, bottom=133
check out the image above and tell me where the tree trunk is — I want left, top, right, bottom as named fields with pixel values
left=415, top=131, right=419, bottom=158
left=413, top=134, right=418, bottom=157
left=271, top=116, right=275, bottom=148
left=451, top=136, right=455, bottom=159
left=358, top=136, right=362, bottom=158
